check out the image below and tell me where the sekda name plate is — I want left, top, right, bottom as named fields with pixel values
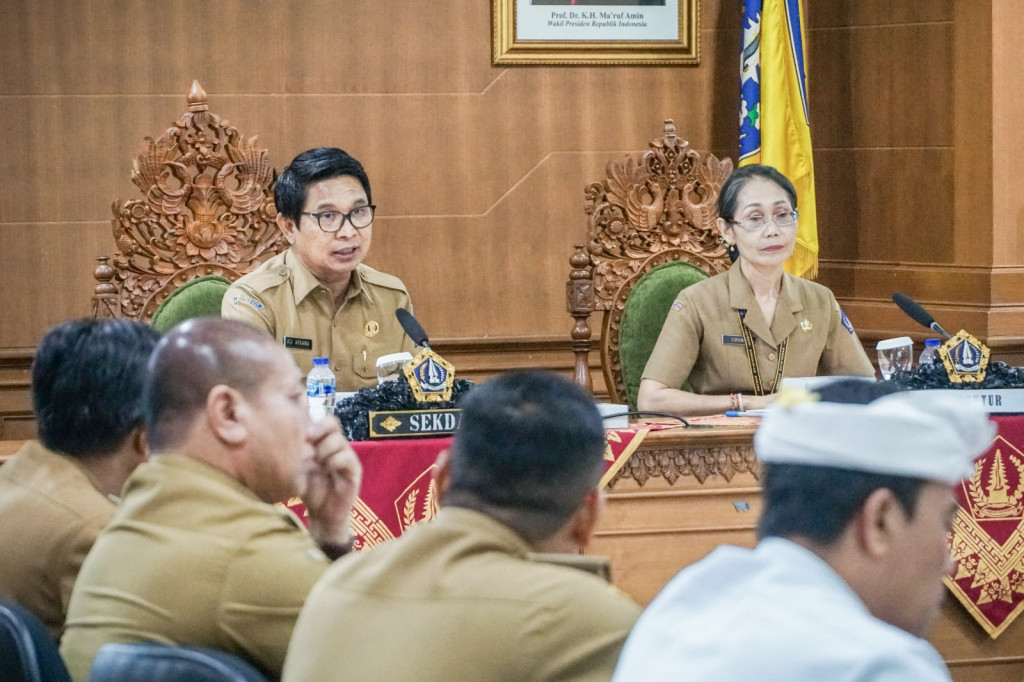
left=368, top=409, right=462, bottom=439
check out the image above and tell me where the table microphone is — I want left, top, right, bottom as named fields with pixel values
left=891, top=292, right=952, bottom=340
left=396, top=309, right=430, bottom=348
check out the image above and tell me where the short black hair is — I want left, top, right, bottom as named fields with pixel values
left=756, top=379, right=923, bottom=545
left=718, top=164, right=798, bottom=222
left=144, top=318, right=281, bottom=451
left=274, top=147, right=372, bottom=225
left=33, top=319, right=160, bottom=457
left=446, top=371, right=607, bottom=543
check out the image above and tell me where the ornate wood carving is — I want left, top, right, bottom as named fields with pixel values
left=607, top=429, right=760, bottom=486
left=568, top=119, right=735, bottom=400
left=93, top=81, right=287, bottom=321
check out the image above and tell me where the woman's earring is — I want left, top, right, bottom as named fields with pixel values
left=720, top=237, right=739, bottom=262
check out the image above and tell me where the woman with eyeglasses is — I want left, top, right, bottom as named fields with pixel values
left=637, top=164, right=875, bottom=417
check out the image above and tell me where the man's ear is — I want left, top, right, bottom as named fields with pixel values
left=207, top=385, right=248, bottom=445
left=433, top=449, right=452, bottom=504
left=130, top=425, right=149, bottom=462
left=568, top=489, right=604, bottom=551
left=277, top=213, right=297, bottom=244
left=854, top=487, right=905, bottom=559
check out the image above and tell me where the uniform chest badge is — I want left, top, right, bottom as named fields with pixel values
left=364, top=321, right=380, bottom=337
left=800, top=319, right=813, bottom=332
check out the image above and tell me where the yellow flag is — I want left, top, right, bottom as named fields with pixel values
left=739, top=0, right=817, bottom=279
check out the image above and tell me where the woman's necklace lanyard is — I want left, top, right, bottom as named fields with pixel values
left=736, top=310, right=788, bottom=396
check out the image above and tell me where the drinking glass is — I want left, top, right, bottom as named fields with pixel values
left=876, top=336, right=913, bottom=380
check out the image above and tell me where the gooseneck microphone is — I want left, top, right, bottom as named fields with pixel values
left=395, top=309, right=430, bottom=348
left=891, top=292, right=952, bottom=340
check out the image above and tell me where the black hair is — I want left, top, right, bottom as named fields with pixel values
left=274, top=147, right=372, bottom=225
left=33, top=319, right=160, bottom=457
left=756, top=379, right=924, bottom=545
left=717, top=164, right=798, bottom=222
left=446, top=371, right=607, bottom=543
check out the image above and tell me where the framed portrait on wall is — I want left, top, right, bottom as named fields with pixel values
left=492, top=0, right=699, bottom=65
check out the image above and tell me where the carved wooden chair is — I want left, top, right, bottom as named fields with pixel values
left=92, top=81, right=287, bottom=324
left=568, top=120, right=734, bottom=408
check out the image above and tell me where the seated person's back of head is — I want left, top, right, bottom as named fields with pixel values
left=60, top=318, right=362, bottom=680
left=0, top=318, right=159, bottom=639
left=283, top=370, right=641, bottom=682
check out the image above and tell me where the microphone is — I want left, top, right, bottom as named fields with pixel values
left=891, top=292, right=952, bottom=340
left=396, top=309, right=430, bottom=348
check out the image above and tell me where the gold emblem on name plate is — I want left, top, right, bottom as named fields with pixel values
left=800, top=319, right=813, bottom=332
left=364, top=320, right=380, bottom=337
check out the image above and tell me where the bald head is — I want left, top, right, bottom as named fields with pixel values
left=144, top=318, right=283, bottom=451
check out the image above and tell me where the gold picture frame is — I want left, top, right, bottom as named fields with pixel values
left=493, top=0, right=699, bottom=65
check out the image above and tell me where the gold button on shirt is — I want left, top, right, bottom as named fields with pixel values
left=222, top=249, right=417, bottom=390
left=643, top=264, right=875, bottom=395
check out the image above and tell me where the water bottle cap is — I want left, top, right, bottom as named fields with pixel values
left=924, top=339, right=941, bottom=348
left=312, top=357, right=329, bottom=366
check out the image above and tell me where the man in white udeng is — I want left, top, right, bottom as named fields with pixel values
left=612, top=379, right=994, bottom=681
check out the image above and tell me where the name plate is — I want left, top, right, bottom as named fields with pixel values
left=368, top=409, right=462, bottom=439
left=927, top=389, right=1024, bottom=414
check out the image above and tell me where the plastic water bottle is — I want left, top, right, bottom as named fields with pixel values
left=919, top=338, right=941, bottom=366
left=306, top=357, right=336, bottom=421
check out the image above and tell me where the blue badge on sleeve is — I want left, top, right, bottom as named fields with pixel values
left=232, top=294, right=264, bottom=311
left=670, top=301, right=684, bottom=313
left=841, top=309, right=855, bottom=334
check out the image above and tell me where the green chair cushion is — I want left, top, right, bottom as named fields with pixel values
left=150, top=275, right=233, bottom=334
left=619, top=261, right=710, bottom=410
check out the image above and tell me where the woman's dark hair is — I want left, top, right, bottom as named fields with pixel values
left=717, top=164, right=798, bottom=222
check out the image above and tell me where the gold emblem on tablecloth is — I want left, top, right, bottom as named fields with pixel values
left=947, top=434, right=1024, bottom=638
left=395, top=467, right=439, bottom=533
left=364, top=320, right=380, bottom=337
left=350, top=498, right=396, bottom=550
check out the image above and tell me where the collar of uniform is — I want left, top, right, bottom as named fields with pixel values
left=284, top=249, right=368, bottom=307
left=433, top=506, right=534, bottom=559
left=139, top=453, right=267, bottom=506
left=756, top=537, right=872, bottom=615
left=12, top=439, right=113, bottom=502
left=727, top=264, right=804, bottom=347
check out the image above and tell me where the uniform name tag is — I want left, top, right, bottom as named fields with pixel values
left=284, top=336, right=313, bottom=351
left=722, top=335, right=745, bottom=346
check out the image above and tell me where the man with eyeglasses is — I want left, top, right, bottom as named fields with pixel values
left=223, top=147, right=416, bottom=388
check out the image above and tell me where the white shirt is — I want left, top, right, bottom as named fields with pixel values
left=612, top=537, right=951, bottom=681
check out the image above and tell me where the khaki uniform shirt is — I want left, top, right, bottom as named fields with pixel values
left=0, top=441, right=114, bottom=640
left=644, top=264, right=874, bottom=395
left=60, top=455, right=330, bottom=681
left=222, top=249, right=416, bottom=388
left=283, top=507, right=641, bottom=682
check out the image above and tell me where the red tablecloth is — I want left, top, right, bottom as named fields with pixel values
left=284, top=427, right=651, bottom=550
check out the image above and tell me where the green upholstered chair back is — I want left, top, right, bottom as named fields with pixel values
left=619, top=261, right=709, bottom=410
left=150, top=275, right=232, bottom=334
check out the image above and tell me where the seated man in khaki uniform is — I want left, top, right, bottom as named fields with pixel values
left=60, top=318, right=362, bottom=681
left=283, top=371, right=641, bottom=682
left=0, top=319, right=158, bottom=640
left=222, top=146, right=415, bottom=388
